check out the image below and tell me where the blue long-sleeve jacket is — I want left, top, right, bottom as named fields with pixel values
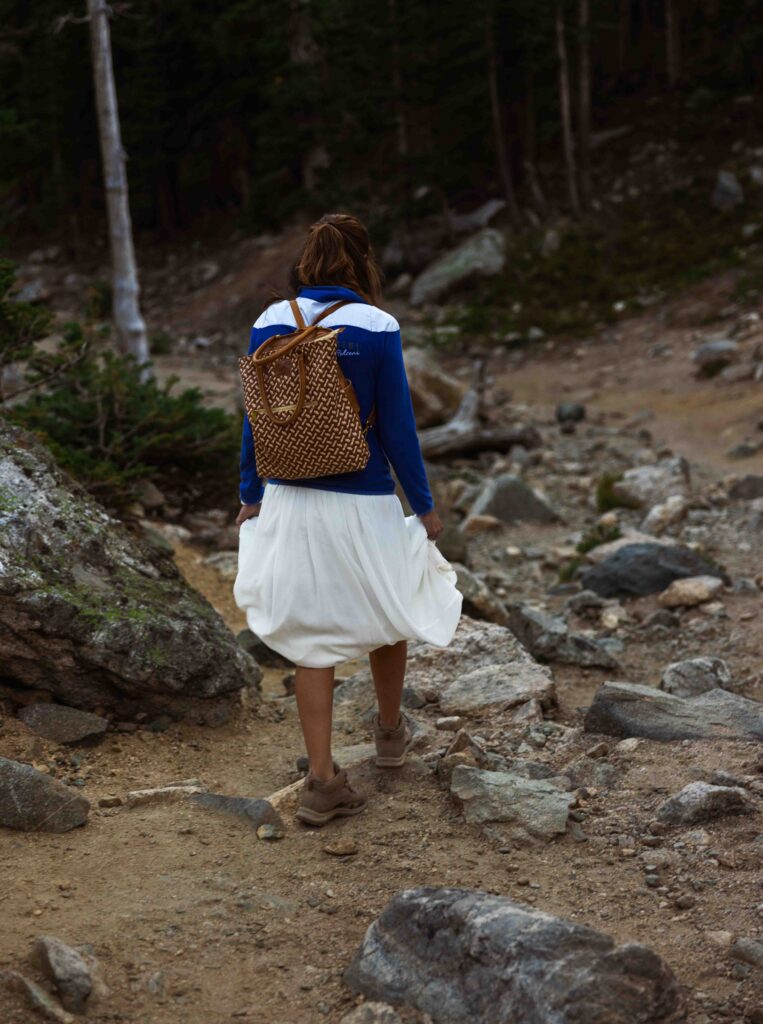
left=239, top=285, right=434, bottom=515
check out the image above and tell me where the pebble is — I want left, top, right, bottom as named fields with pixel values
left=323, top=839, right=359, bottom=857
left=256, top=824, right=284, bottom=841
left=674, top=894, right=695, bottom=910
left=97, top=796, right=122, bottom=808
left=585, top=742, right=609, bottom=759
left=645, top=874, right=661, bottom=888
left=435, top=717, right=464, bottom=732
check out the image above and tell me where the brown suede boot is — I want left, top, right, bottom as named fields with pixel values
left=373, top=712, right=413, bottom=767
left=295, top=767, right=367, bottom=826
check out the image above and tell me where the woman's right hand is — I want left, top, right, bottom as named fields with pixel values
left=236, top=502, right=261, bottom=528
left=418, top=508, right=443, bottom=540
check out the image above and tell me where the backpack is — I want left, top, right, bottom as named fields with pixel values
left=239, top=298, right=375, bottom=481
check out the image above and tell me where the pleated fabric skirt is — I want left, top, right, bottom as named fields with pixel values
left=233, top=484, right=462, bottom=668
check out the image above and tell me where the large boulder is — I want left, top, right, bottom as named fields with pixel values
left=0, top=757, right=89, bottom=832
left=336, top=616, right=555, bottom=716
left=580, top=543, right=727, bottom=598
left=656, top=782, right=757, bottom=826
left=18, top=704, right=109, bottom=744
left=585, top=682, right=763, bottom=742
left=410, top=229, right=505, bottom=306
left=344, top=887, right=687, bottom=1023
left=612, top=457, right=691, bottom=509
left=0, top=421, right=261, bottom=723
left=450, top=765, right=572, bottom=842
left=403, top=347, right=467, bottom=428
left=467, top=474, right=558, bottom=525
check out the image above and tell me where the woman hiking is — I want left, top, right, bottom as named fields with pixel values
left=234, top=213, right=462, bottom=826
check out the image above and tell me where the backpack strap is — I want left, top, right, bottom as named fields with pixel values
left=311, top=299, right=352, bottom=325
left=289, top=298, right=307, bottom=330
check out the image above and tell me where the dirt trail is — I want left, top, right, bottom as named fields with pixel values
left=2, top=283, right=763, bottom=1024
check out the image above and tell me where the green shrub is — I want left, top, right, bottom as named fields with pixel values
left=576, top=522, right=621, bottom=555
left=8, top=342, right=240, bottom=512
left=0, top=259, right=54, bottom=377
left=150, top=330, right=174, bottom=355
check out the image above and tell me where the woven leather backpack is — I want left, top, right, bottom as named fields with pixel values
left=239, top=298, right=375, bottom=480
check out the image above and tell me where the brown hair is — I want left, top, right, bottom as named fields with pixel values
left=289, top=213, right=384, bottom=305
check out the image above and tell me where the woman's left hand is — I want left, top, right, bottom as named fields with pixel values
left=236, top=502, right=261, bottom=528
left=418, top=508, right=443, bottom=540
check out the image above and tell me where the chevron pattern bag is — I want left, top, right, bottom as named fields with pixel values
left=239, top=299, right=375, bottom=480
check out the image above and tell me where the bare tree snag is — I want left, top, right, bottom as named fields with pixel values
left=556, top=4, right=581, bottom=217
left=485, top=10, right=521, bottom=228
left=418, top=364, right=541, bottom=459
left=87, top=0, right=151, bottom=371
left=666, top=0, right=680, bottom=88
left=578, top=0, right=593, bottom=210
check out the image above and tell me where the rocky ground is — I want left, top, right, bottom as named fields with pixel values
left=1, top=251, right=763, bottom=1023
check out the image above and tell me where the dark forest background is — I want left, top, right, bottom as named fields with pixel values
left=3, top=0, right=763, bottom=248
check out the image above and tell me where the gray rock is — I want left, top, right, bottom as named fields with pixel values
left=566, top=589, right=607, bottom=615
left=729, top=474, right=763, bottom=500
left=453, top=564, right=510, bottom=627
left=656, top=782, right=757, bottom=825
left=0, top=756, right=89, bottom=832
left=336, top=617, right=555, bottom=717
left=344, top=887, right=686, bottom=1024
left=0, top=421, right=261, bottom=722
left=429, top=623, right=554, bottom=716
left=556, top=402, right=586, bottom=424
left=712, top=170, right=744, bottom=211
left=730, top=938, right=763, bottom=967
left=508, top=603, right=619, bottom=669
left=190, top=793, right=283, bottom=831
left=692, top=338, right=738, bottom=376
left=580, top=543, right=727, bottom=598
left=410, top=228, right=505, bottom=306
left=404, top=347, right=468, bottom=428
left=659, top=657, right=731, bottom=698
left=584, top=682, right=763, bottom=742
left=612, top=457, right=691, bottom=508
left=2, top=970, right=74, bottom=1022
left=18, top=704, right=109, bottom=745
left=451, top=765, right=572, bottom=842
left=236, top=629, right=292, bottom=669
left=340, top=1003, right=403, bottom=1024
left=448, top=198, right=506, bottom=233
left=31, top=936, right=92, bottom=1013
left=468, top=473, right=558, bottom=525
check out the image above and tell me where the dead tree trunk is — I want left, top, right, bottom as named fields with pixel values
left=486, top=11, right=522, bottom=228
left=556, top=4, right=581, bottom=217
left=666, top=0, right=680, bottom=88
left=578, top=0, right=592, bottom=209
left=87, top=0, right=150, bottom=370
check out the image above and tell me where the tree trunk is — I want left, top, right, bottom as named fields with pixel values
left=666, top=0, right=680, bottom=88
left=618, top=0, right=630, bottom=77
left=87, top=0, right=150, bottom=370
left=556, top=4, right=581, bottom=217
left=578, top=0, right=592, bottom=209
left=388, top=0, right=409, bottom=166
left=486, top=10, right=521, bottom=227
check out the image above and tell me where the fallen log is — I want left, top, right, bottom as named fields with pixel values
left=419, top=388, right=541, bottom=459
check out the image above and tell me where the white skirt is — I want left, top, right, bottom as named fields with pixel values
left=233, top=484, right=462, bottom=668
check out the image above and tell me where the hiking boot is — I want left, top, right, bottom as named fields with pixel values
left=295, top=767, right=367, bottom=827
left=373, top=712, right=413, bottom=768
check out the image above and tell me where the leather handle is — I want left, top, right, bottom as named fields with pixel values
left=255, top=349, right=307, bottom=427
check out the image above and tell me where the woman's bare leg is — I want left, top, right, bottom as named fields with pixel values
left=369, top=640, right=407, bottom=728
left=294, top=666, right=335, bottom=781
